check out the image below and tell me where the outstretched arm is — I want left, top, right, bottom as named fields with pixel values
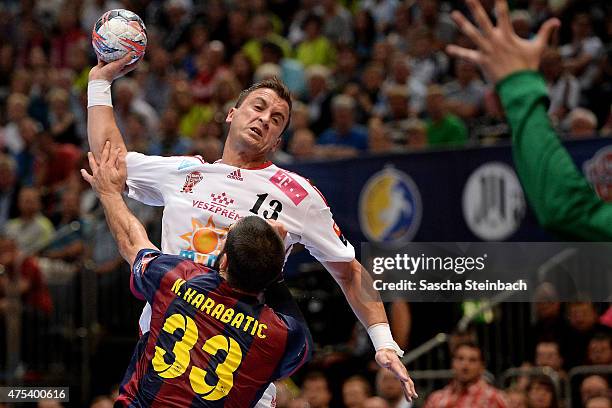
left=324, top=259, right=418, bottom=402
left=81, top=141, right=157, bottom=267
left=447, top=0, right=612, bottom=240
left=87, top=54, right=137, bottom=160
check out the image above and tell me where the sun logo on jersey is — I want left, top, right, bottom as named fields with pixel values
left=179, top=216, right=229, bottom=265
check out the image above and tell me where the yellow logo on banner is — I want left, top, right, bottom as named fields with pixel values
left=359, top=167, right=422, bottom=243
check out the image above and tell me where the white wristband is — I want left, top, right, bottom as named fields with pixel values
left=87, top=79, right=112, bottom=108
left=367, top=323, right=404, bottom=357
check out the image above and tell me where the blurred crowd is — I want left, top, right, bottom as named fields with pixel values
left=0, top=0, right=611, bottom=406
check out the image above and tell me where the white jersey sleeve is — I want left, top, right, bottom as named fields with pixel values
left=125, top=152, right=183, bottom=206
left=300, top=186, right=355, bottom=263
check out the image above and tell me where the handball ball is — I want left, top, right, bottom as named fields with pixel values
left=92, top=9, right=147, bottom=64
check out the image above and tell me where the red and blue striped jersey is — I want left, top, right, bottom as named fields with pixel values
left=116, top=249, right=311, bottom=408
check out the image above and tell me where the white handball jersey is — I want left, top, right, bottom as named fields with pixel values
left=126, top=152, right=355, bottom=333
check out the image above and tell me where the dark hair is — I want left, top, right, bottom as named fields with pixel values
left=221, top=216, right=284, bottom=293
left=234, top=77, right=292, bottom=133
left=261, top=40, right=283, bottom=61
left=527, top=375, right=559, bottom=407
left=302, top=13, right=323, bottom=30
left=303, top=371, right=329, bottom=386
left=343, top=375, right=373, bottom=396
left=452, top=340, right=483, bottom=361
left=591, top=332, right=612, bottom=345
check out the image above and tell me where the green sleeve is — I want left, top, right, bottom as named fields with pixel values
left=497, top=71, right=612, bottom=241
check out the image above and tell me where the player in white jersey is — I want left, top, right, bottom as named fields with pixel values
left=87, top=53, right=417, bottom=404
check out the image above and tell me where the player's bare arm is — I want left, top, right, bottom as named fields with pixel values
left=87, top=53, right=138, bottom=160
left=323, top=259, right=418, bottom=401
left=81, top=141, right=157, bottom=267
left=446, top=0, right=559, bottom=82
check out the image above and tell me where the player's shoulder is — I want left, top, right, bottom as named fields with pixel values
left=266, top=163, right=328, bottom=206
left=126, top=152, right=207, bottom=170
left=260, top=305, right=305, bottom=334
left=134, top=248, right=216, bottom=278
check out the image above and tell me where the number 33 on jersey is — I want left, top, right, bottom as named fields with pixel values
left=117, top=249, right=311, bottom=407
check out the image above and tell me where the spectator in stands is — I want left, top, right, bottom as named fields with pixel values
left=32, top=130, right=81, bottom=201
left=585, top=396, right=612, bottom=408
left=359, top=63, right=386, bottom=119
left=288, top=129, right=318, bottom=161
left=376, top=366, right=412, bottom=408
left=424, top=340, right=507, bottom=408
left=505, top=387, right=527, bottom=408
left=404, top=119, right=428, bottom=150
left=351, top=10, right=377, bottom=61
left=510, top=10, right=533, bottom=40
left=525, top=376, right=559, bottom=408
left=192, top=41, right=230, bottom=104
left=13, top=118, right=41, bottom=186
left=5, top=187, right=54, bottom=255
left=535, top=341, right=564, bottom=373
left=275, top=380, right=299, bottom=408
left=363, top=397, right=391, bottom=408
left=566, top=107, right=598, bottom=138
left=158, top=0, right=193, bottom=51
left=566, top=301, right=612, bottom=367
left=122, top=112, right=149, bottom=153
left=142, top=46, right=172, bottom=114
left=48, top=87, right=79, bottom=146
left=380, top=86, right=413, bottom=146
left=303, top=65, right=333, bottom=135
left=261, top=41, right=306, bottom=98
left=283, top=101, right=310, bottom=147
left=318, top=0, right=353, bottom=46
left=301, top=371, right=332, bottom=408
left=560, top=13, right=604, bottom=92
left=531, top=283, right=569, bottom=349
left=170, top=79, right=213, bottom=139
left=230, top=51, right=255, bottom=90
left=407, top=28, right=448, bottom=85
left=444, top=59, right=487, bottom=122
left=587, top=333, right=612, bottom=365
left=360, top=0, right=397, bottom=34
left=2, top=93, right=29, bottom=155
left=424, top=85, right=468, bottom=147
left=89, top=396, right=113, bottom=408
left=343, top=375, right=373, bottom=408
left=113, top=78, right=159, bottom=137
left=539, top=48, right=581, bottom=125
left=287, top=398, right=310, bottom=408
left=333, top=47, right=361, bottom=92
left=242, top=14, right=291, bottom=68
left=368, top=119, right=396, bottom=154
left=318, top=94, right=368, bottom=152
left=148, top=108, right=192, bottom=156
left=43, top=189, right=87, bottom=263
left=581, top=375, right=610, bottom=406
left=37, top=401, right=63, bottom=408
left=296, top=14, right=336, bottom=68
left=409, top=0, right=456, bottom=46
left=382, top=54, right=426, bottom=115
left=254, top=63, right=282, bottom=84
left=0, top=234, right=52, bottom=316
left=213, top=71, right=242, bottom=111
left=0, top=154, right=19, bottom=230
left=189, top=137, right=223, bottom=164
